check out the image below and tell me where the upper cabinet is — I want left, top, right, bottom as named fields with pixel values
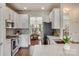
left=13, top=11, right=19, bottom=28
left=18, top=14, right=29, bottom=29
left=5, top=6, right=29, bottom=29
left=5, top=7, right=9, bottom=20
left=5, top=7, right=17, bottom=28
left=5, top=7, right=14, bottom=22
left=49, top=8, right=60, bottom=29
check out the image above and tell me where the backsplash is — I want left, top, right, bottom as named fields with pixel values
left=6, top=29, right=29, bottom=36
left=6, top=29, right=14, bottom=35
left=21, top=29, right=29, bottom=34
left=52, top=29, right=60, bottom=36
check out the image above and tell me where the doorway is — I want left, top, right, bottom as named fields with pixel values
left=30, top=17, right=43, bottom=45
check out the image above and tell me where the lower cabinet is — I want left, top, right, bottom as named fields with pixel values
left=19, top=34, right=30, bottom=47
left=5, top=39, right=11, bottom=56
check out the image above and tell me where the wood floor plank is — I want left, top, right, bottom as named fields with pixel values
left=15, top=39, right=39, bottom=56
left=15, top=48, right=30, bottom=56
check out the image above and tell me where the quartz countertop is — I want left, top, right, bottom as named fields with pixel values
left=47, top=35, right=61, bottom=41
left=32, top=44, right=79, bottom=56
left=6, top=35, right=19, bottom=39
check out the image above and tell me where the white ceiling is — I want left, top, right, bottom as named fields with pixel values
left=8, top=3, right=60, bottom=11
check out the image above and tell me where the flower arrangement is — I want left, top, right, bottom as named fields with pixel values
left=63, top=35, right=71, bottom=44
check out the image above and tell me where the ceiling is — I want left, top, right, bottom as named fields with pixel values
left=7, top=3, right=60, bottom=11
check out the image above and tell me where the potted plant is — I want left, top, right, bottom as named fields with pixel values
left=63, top=35, right=71, bottom=50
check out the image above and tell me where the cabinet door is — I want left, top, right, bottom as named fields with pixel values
left=22, top=14, right=29, bottom=28
left=51, top=11, right=54, bottom=29
left=18, top=15, right=23, bottom=28
left=54, top=9, right=60, bottom=29
left=5, top=39, right=11, bottom=56
left=52, top=8, right=60, bottom=29
left=19, top=35, right=29, bottom=47
left=10, top=9, right=14, bottom=22
left=6, top=7, right=13, bottom=22
left=5, top=7, right=9, bottom=20
left=19, top=14, right=29, bottom=28
left=49, top=11, right=53, bottom=22
left=14, top=12, right=18, bottom=28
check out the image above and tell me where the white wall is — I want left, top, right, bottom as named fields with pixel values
left=62, top=4, right=79, bottom=42
left=70, top=7, right=79, bottom=42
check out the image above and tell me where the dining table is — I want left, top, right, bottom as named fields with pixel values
left=31, top=44, right=79, bottom=56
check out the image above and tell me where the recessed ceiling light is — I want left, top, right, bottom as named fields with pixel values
left=41, top=7, right=45, bottom=10
left=63, top=8, right=70, bottom=13
left=24, top=7, right=27, bottom=10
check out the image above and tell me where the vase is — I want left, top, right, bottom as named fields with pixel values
left=63, top=43, right=70, bottom=50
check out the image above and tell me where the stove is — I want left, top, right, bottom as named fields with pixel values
left=11, top=38, right=19, bottom=56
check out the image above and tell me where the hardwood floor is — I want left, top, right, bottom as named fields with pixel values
left=31, top=39, right=39, bottom=45
left=15, top=39, right=40, bottom=56
left=15, top=48, right=30, bottom=56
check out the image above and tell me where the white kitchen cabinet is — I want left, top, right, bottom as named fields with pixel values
left=5, top=7, right=9, bottom=20
left=14, top=13, right=21, bottom=28
left=6, top=7, right=13, bottom=22
left=10, top=9, right=14, bottom=22
left=19, top=14, right=29, bottom=28
left=5, top=39, right=11, bottom=56
left=43, top=12, right=50, bottom=23
left=5, top=7, right=16, bottom=23
left=49, top=8, right=60, bottom=29
left=6, top=6, right=19, bottom=28
left=6, top=7, right=29, bottom=29
left=19, top=34, right=30, bottom=47
left=13, top=11, right=19, bottom=28
left=49, top=10, right=53, bottom=22
left=14, top=14, right=29, bottom=28
left=43, top=16, right=50, bottom=23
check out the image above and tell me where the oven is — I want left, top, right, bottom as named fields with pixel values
left=11, top=38, right=19, bottom=56
left=11, top=39, right=17, bottom=50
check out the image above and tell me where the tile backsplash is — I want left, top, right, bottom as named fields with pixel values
left=6, top=29, right=29, bottom=36
left=52, top=29, right=60, bottom=36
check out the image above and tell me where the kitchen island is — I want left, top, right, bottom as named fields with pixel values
left=31, top=44, right=79, bottom=56
left=47, top=36, right=63, bottom=44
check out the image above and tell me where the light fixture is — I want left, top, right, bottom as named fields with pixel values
left=63, top=8, right=70, bottom=13
left=24, top=7, right=27, bottom=10
left=41, top=7, right=45, bottom=10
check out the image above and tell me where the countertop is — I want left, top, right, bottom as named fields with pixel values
left=47, top=35, right=61, bottom=41
left=6, top=35, right=19, bottom=39
left=32, top=44, right=79, bottom=56
left=47, top=36, right=79, bottom=44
